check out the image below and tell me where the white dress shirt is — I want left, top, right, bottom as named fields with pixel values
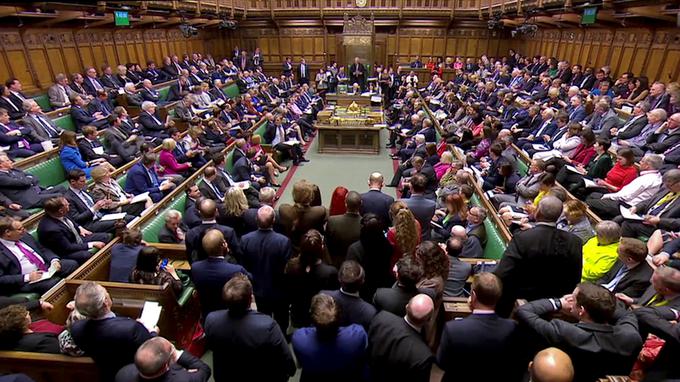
left=0, top=238, right=49, bottom=281
left=602, top=170, right=663, bottom=205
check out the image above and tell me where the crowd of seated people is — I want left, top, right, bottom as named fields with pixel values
left=2, top=47, right=680, bottom=382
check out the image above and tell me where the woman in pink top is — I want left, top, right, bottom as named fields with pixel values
left=434, top=151, right=455, bottom=180
left=158, top=138, right=191, bottom=177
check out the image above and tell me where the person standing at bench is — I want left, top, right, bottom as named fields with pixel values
left=0, top=217, right=78, bottom=296
left=0, top=154, right=66, bottom=209
left=205, top=274, right=295, bottom=382
left=37, top=197, right=109, bottom=264
left=71, top=281, right=157, bottom=382
left=115, top=336, right=211, bottom=382
left=185, top=198, right=241, bottom=263
left=437, top=273, right=522, bottom=382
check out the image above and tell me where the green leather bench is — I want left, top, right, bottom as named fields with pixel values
left=223, top=83, right=240, bottom=99
left=31, top=95, right=52, bottom=112
left=470, top=193, right=507, bottom=259
left=517, top=159, right=529, bottom=177
left=224, top=149, right=236, bottom=174
left=141, top=194, right=187, bottom=242
left=53, top=115, right=77, bottom=132
left=24, top=157, right=67, bottom=188
left=158, top=86, right=171, bottom=102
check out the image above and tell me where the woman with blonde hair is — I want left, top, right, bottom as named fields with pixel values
left=90, top=165, right=151, bottom=215
left=219, top=187, right=251, bottom=236
left=387, top=201, right=421, bottom=267
left=158, top=138, right=191, bottom=178
left=249, top=134, right=287, bottom=186
left=557, top=199, right=596, bottom=244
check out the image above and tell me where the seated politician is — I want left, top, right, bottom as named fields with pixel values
left=124, top=153, right=176, bottom=203
left=59, top=131, right=114, bottom=179
left=0, top=304, right=60, bottom=353
left=90, top=166, right=151, bottom=216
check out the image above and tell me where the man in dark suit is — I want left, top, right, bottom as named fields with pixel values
left=78, top=125, right=124, bottom=167
left=167, top=75, right=190, bottom=102
left=65, top=169, right=128, bottom=234
left=138, top=79, right=161, bottom=103
left=401, top=174, right=436, bottom=240
left=138, top=102, right=171, bottom=140
left=0, top=108, right=44, bottom=160
left=185, top=198, right=241, bottom=263
left=143, top=61, right=169, bottom=84
left=37, top=197, right=109, bottom=264
left=191, top=229, right=251, bottom=318
left=403, top=157, right=438, bottom=200
left=516, top=108, right=558, bottom=148
left=296, top=58, right=310, bottom=85
left=373, top=256, right=434, bottom=321
left=494, top=196, right=583, bottom=317
left=618, top=172, right=680, bottom=238
left=326, top=191, right=361, bottom=268
left=0, top=217, right=78, bottom=296
left=125, top=154, right=176, bottom=203
left=349, top=57, right=366, bottom=91
left=71, top=282, right=157, bottom=382
left=611, top=101, right=650, bottom=140
left=321, top=260, right=376, bottom=330
left=0, top=154, right=65, bottom=209
left=0, top=84, right=25, bottom=120
left=597, top=237, right=652, bottom=298
left=205, top=275, right=296, bottom=382
left=21, top=99, right=63, bottom=143
left=517, top=283, right=643, bottom=382
left=115, top=336, right=211, bottom=382
left=616, top=265, right=680, bottom=309
left=437, top=273, right=522, bottom=382
left=361, top=172, right=395, bottom=226
left=99, top=65, right=122, bottom=89
left=198, top=167, right=225, bottom=202
left=71, top=95, right=108, bottom=132
left=182, top=186, right=202, bottom=229
left=282, top=57, right=293, bottom=77
left=82, top=67, right=107, bottom=97
left=368, top=294, right=435, bottom=382
left=104, top=113, right=142, bottom=163
left=240, top=205, right=292, bottom=332
left=158, top=210, right=187, bottom=244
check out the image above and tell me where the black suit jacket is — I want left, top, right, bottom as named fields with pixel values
left=138, top=112, right=168, bottom=138
left=321, top=289, right=376, bottom=330
left=372, top=285, right=435, bottom=318
left=437, top=313, right=522, bottom=382
left=368, top=311, right=434, bottom=382
left=204, top=309, right=295, bottom=382
left=37, top=215, right=89, bottom=257
left=360, top=189, right=394, bottom=226
left=191, top=257, right=251, bottom=317
left=9, top=332, right=60, bottom=354
left=240, top=229, right=292, bottom=301
left=186, top=222, right=241, bottom=263
left=635, top=189, right=680, bottom=232
left=0, top=97, right=25, bottom=119
left=71, top=317, right=153, bottom=382
left=64, top=188, right=98, bottom=227
left=182, top=199, right=202, bottom=229
left=494, top=224, right=583, bottom=317
left=596, top=259, right=652, bottom=297
left=115, top=351, right=211, bottom=382
left=0, top=234, right=58, bottom=292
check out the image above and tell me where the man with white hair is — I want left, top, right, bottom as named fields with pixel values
left=123, top=83, right=143, bottom=107
left=369, top=294, right=435, bottom=382
left=48, top=73, right=74, bottom=108
left=618, top=108, right=669, bottom=156
left=115, top=336, right=211, bottom=382
left=158, top=209, right=187, bottom=244
left=138, top=101, right=171, bottom=139
left=138, top=79, right=160, bottom=103
left=70, top=281, right=157, bottom=382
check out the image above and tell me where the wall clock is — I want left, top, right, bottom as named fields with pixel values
left=356, top=0, right=367, bottom=7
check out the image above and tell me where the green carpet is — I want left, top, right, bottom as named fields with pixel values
left=276, top=129, right=397, bottom=207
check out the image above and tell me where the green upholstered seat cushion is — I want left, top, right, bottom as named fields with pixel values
left=517, top=159, right=529, bottom=177
left=9, top=293, right=40, bottom=302
left=141, top=195, right=187, bottom=242
left=223, top=83, right=240, bottom=99
left=24, top=157, right=67, bottom=187
left=53, top=115, right=77, bottom=132
left=158, top=86, right=171, bottom=102
left=32, top=95, right=52, bottom=112
left=470, top=194, right=507, bottom=260
left=224, top=150, right=235, bottom=174
left=117, top=174, right=127, bottom=189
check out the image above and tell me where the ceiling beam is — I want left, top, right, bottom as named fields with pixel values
left=82, top=14, right=113, bottom=28
left=624, top=5, right=676, bottom=22
left=157, top=16, right=182, bottom=27
left=33, top=10, right=82, bottom=26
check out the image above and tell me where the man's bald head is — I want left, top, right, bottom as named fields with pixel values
left=257, top=205, right=275, bottom=229
left=134, top=337, right=175, bottom=378
left=536, top=196, right=563, bottom=223
left=198, top=198, right=217, bottom=220
left=450, top=225, right=467, bottom=239
left=405, top=294, right=434, bottom=327
left=529, top=347, right=574, bottom=382
left=368, top=172, right=384, bottom=188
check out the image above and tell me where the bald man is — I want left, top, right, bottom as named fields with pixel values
left=361, top=172, right=395, bottom=225
left=115, top=337, right=211, bottom=382
left=191, top=229, right=251, bottom=318
left=240, top=205, right=293, bottom=333
left=185, top=198, right=241, bottom=263
left=368, top=294, right=435, bottom=382
left=529, top=348, right=574, bottom=382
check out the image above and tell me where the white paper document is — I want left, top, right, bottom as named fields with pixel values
left=234, top=181, right=251, bottom=189
left=130, top=192, right=150, bottom=204
left=139, top=301, right=162, bottom=331
left=93, top=147, right=105, bottom=155
left=30, top=263, right=58, bottom=284
left=583, top=178, right=599, bottom=188
left=100, top=212, right=127, bottom=221
left=620, top=205, right=644, bottom=221
left=565, top=165, right=585, bottom=174
left=370, top=96, right=382, bottom=103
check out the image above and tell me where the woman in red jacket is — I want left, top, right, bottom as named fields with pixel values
left=158, top=138, right=191, bottom=178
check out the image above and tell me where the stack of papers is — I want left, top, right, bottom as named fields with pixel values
left=620, top=206, right=644, bottom=221
left=139, top=301, right=163, bottom=331
left=100, top=212, right=127, bottom=222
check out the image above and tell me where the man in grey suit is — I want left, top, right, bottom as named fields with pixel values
left=173, top=94, right=200, bottom=123
left=401, top=173, right=436, bottom=240
left=21, top=99, right=63, bottom=143
left=48, top=73, right=75, bottom=109
left=610, top=101, right=650, bottom=141
left=326, top=191, right=362, bottom=268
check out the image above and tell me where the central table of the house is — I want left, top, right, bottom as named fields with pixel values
left=316, top=94, right=385, bottom=155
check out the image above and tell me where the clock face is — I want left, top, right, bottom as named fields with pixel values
left=356, top=0, right=367, bottom=7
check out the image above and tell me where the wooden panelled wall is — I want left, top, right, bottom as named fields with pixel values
left=0, top=28, right=206, bottom=93
left=520, top=28, right=680, bottom=83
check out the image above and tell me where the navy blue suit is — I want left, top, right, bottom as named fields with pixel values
left=205, top=309, right=296, bottom=382
left=124, top=162, right=165, bottom=202
left=138, top=111, right=169, bottom=139
left=437, top=313, right=522, bottom=382
left=182, top=198, right=202, bottom=229
left=71, top=316, right=154, bottom=382
left=191, top=257, right=251, bottom=318
left=108, top=243, right=143, bottom=282
left=321, top=289, right=376, bottom=330
left=402, top=195, right=436, bottom=240
left=360, top=189, right=395, bottom=226
left=185, top=222, right=241, bottom=263
left=37, top=215, right=110, bottom=264
left=115, top=351, right=211, bottom=382
left=231, top=156, right=252, bottom=182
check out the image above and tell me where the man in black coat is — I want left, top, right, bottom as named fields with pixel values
left=0, top=217, right=78, bottom=296
left=597, top=237, right=652, bottom=298
left=0, top=154, right=65, bottom=209
left=361, top=172, right=395, bottom=226
left=373, top=256, right=434, bottom=317
left=321, top=260, right=377, bottom=331
left=71, top=282, right=157, bottom=382
left=494, top=196, right=583, bottom=317
left=185, top=198, right=240, bottom=263
left=437, top=273, right=523, bottom=382
left=37, top=197, right=109, bottom=264
left=618, top=171, right=680, bottom=238
left=368, top=294, right=435, bottom=382
left=517, top=283, right=643, bottom=382
left=205, top=275, right=295, bottom=382
left=349, top=57, right=366, bottom=91
left=240, top=205, right=292, bottom=332
left=115, top=337, right=211, bottom=382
